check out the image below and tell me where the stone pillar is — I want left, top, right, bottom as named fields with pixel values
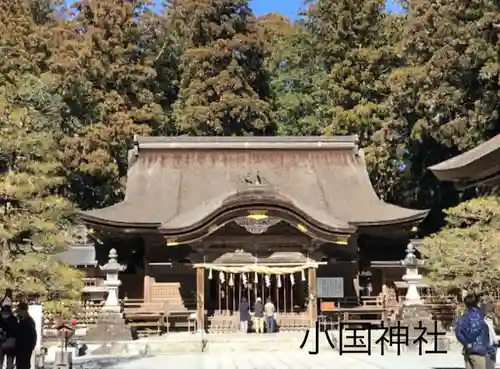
left=307, top=267, right=317, bottom=327
left=196, top=267, right=205, bottom=331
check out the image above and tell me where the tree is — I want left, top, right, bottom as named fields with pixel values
left=306, top=0, right=400, bottom=144
left=0, top=0, right=56, bottom=84
left=420, top=196, right=500, bottom=292
left=0, top=74, right=83, bottom=302
left=168, top=0, right=275, bottom=135
left=50, top=0, right=171, bottom=209
left=260, top=15, right=327, bottom=136
left=370, top=0, right=500, bottom=210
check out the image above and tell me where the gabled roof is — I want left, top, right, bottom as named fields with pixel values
left=78, top=136, right=428, bottom=242
left=429, top=134, right=500, bottom=188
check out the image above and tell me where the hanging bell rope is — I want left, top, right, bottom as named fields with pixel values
left=290, top=273, right=295, bottom=286
left=254, top=272, right=258, bottom=283
left=194, top=264, right=317, bottom=275
left=265, top=275, right=271, bottom=288
left=242, top=273, right=247, bottom=286
left=229, top=273, right=234, bottom=287
left=219, top=271, right=225, bottom=284
left=301, top=269, right=306, bottom=282
left=277, top=275, right=282, bottom=289
left=208, top=268, right=213, bottom=280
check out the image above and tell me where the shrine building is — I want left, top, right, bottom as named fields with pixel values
left=77, top=136, right=429, bottom=328
left=429, top=134, right=500, bottom=188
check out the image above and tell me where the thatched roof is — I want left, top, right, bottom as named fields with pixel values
left=79, top=136, right=428, bottom=239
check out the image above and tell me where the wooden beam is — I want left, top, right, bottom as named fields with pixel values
left=202, top=234, right=311, bottom=246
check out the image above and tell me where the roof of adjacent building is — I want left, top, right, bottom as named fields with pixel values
left=78, top=136, right=428, bottom=241
left=429, top=134, right=500, bottom=187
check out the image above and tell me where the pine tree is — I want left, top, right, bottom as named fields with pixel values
left=168, top=0, right=275, bottom=135
left=0, top=74, right=82, bottom=301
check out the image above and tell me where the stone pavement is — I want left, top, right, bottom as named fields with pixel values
left=63, top=351, right=495, bottom=369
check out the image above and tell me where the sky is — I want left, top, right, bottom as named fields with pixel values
left=66, top=1, right=404, bottom=19
left=250, top=0, right=404, bottom=19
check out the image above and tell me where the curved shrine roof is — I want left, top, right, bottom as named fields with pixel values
left=78, top=136, right=428, bottom=237
left=429, top=134, right=500, bottom=187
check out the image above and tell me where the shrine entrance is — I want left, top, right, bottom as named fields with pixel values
left=194, top=251, right=322, bottom=332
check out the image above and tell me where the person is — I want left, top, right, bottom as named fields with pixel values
left=16, top=302, right=37, bottom=369
left=0, top=289, right=13, bottom=308
left=455, top=293, right=490, bottom=369
left=239, top=297, right=249, bottom=333
left=481, top=300, right=498, bottom=369
left=253, top=297, right=264, bottom=333
left=264, top=298, right=276, bottom=333
left=0, top=305, right=18, bottom=369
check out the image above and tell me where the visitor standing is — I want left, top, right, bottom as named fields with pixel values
left=0, top=305, right=18, bottom=369
left=16, top=302, right=37, bottom=369
left=264, top=298, right=276, bottom=333
left=239, top=297, right=249, bottom=333
left=253, top=297, right=264, bottom=333
left=455, top=293, right=489, bottom=369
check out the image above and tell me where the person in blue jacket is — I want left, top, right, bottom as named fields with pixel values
left=456, top=293, right=490, bottom=369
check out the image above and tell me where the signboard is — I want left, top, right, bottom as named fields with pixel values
left=317, top=277, right=344, bottom=298
left=320, top=301, right=336, bottom=312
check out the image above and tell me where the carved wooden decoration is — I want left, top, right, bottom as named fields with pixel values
left=234, top=216, right=281, bottom=234
left=243, top=172, right=268, bottom=186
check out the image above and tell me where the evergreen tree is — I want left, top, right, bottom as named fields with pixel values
left=51, top=0, right=170, bottom=209
left=306, top=0, right=401, bottom=145
left=0, top=74, right=82, bottom=301
left=372, top=0, right=500, bottom=209
left=259, top=15, right=327, bottom=136
left=168, top=0, right=275, bottom=135
left=0, top=0, right=56, bottom=83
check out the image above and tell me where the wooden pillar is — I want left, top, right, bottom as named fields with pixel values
left=143, top=275, right=153, bottom=303
left=196, top=267, right=205, bottom=331
left=143, top=246, right=152, bottom=303
left=308, top=267, right=317, bottom=327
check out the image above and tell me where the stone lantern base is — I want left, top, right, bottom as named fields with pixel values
left=391, top=304, right=449, bottom=353
left=85, top=311, right=131, bottom=342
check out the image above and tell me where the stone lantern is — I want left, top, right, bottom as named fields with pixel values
left=86, top=248, right=131, bottom=342
left=401, top=242, right=424, bottom=305
left=101, top=249, right=126, bottom=313
left=397, top=241, right=447, bottom=353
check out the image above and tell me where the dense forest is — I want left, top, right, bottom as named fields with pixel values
left=1, top=0, right=499, bottom=303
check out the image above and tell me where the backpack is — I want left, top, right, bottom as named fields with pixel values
left=455, top=311, right=489, bottom=355
left=456, top=314, right=473, bottom=345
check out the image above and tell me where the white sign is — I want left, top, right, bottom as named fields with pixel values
left=317, top=277, right=344, bottom=298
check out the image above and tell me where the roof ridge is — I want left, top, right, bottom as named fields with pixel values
left=133, top=134, right=360, bottom=152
